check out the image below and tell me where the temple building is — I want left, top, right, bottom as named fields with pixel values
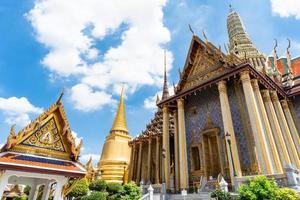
left=98, top=88, right=132, bottom=184
left=0, top=95, right=86, bottom=200
left=128, top=6, right=300, bottom=192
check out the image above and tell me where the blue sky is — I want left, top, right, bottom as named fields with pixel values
left=0, top=0, right=299, bottom=164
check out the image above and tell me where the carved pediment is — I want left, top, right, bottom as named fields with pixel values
left=2, top=99, right=82, bottom=161
left=176, top=36, right=241, bottom=92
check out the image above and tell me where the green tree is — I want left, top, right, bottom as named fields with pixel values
left=89, top=179, right=108, bottom=191
left=13, top=196, right=27, bottom=200
left=276, top=188, right=300, bottom=200
left=238, top=176, right=279, bottom=200
left=120, top=181, right=141, bottom=200
left=106, top=182, right=123, bottom=195
left=210, top=189, right=232, bottom=200
left=67, top=178, right=89, bottom=199
left=81, top=191, right=109, bottom=200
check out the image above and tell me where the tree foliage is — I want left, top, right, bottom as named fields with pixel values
left=210, top=189, right=232, bottom=200
left=67, top=178, right=89, bottom=198
left=89, top=179, right=108, bottom=192
left=81, top=191, right=109, bottom=200
left=238, top=176, right=300, bottom=200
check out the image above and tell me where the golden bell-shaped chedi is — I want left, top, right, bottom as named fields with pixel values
left=98, top=87, right=132, bottom=183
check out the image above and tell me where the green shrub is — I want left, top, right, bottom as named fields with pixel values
left=89, top=179, right=108, bottom=191
left=13, top=196, right=27, bottom=200
left=275, top=187, right=300, bottom=200
left=23, top=185, right=31, bottom=195
left=106, top=182, right=123, bottom=195
left=120, top=181, right=141, bottom=200
left=210, top=189, right=232, bottom=200
left=67, top=178, right=89, bottom=198
left=238, top=176, right=278, bottom=200
left=81, top=191, right=108, bottom=200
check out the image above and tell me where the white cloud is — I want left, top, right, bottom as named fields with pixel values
left=70, top=84, right=115, bottom=112
left=80, top=153, right=100, bottom=165
left=0, top=144, right=3, bottom=149
left=27, top=0, right=173, bottom=111
left=144, top=86, right=174, bottom=110
left=71, top=131, right=82, bottom=146
left=0, top=97, right=43, bottom=127
left=271, top=0, right=300, bottom=19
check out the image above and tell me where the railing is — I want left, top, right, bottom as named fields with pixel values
left=140, top=185, right=154, bottom=200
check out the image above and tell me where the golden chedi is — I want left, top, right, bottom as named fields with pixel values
left=98, top=88, right=132, bottom=183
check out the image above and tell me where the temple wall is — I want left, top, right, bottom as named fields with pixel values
left=290, top=95, right=300, bottom=132
left=227, top=81, right=252, bottom=173
left=184, top=85, right=225, bottom=182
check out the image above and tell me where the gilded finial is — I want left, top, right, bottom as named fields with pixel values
left=202, top=29, right=208, bottom=43
left=57, top=88, right=65, bottom=103
left=273, top=39, right=278, bottom=53
left=156, top=95, right=160, bottom=104
left=111, top=86, right=128, bottom=133
left=224, top=44, right=229, bottom=54
left=162, top=50, right=169, bottom=100
left=188, top=24, right=195, bottom=35
left=287, top=38, right=291, bottom=52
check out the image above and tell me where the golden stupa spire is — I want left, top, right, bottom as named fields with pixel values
left=110, top=86, right=128, bottom=133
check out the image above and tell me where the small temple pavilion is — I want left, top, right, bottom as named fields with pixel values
left=0, top=95, right=86, bottom=200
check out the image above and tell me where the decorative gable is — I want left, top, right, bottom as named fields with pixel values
left=176, top=36, right=241, bottom=92
left=1, top=96, right=82, bottom=161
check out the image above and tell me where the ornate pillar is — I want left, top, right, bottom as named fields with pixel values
left=217, top=80, right=242, bottom=184
left=240, top=71, right=273, bottom=174
left=147, top=138, right=152, bottom=182
left=136, top=142, right=143, bottom=183
left=155, top=136, right=160, bottom=184
left=261, top=90, right=291, bottom=167
left=252, top=79, right=282, bottom=173
left=42, top=181, right=52, bottom=200
left=173, top=110, right=180, bottom=191
left=270, top=91, right=300, bottom=169
left=128, top=144, right=136, bottom=181
left=162, top=105, right=170, bottom=189
left=281, top=100, right=300, bottom=156
left=177, top=98, right=189, bottom=190
left=0, top=173, right=8, bottom=200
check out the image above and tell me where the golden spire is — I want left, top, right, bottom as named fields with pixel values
left=110, top=86, right=128, bottom=133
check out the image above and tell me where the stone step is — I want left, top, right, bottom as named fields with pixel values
left=165, top=193, right=211, bottom=200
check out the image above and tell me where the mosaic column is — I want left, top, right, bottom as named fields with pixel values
left=177, top=98, right=189, bottom=190
left=240, top=71, right=273, bottom=174
left=217, top=80, right=242, bottom=185
left=128, top=144, right=135, bottom=181
left=147, top=138, right=152, bottom=182
left=261, top=90, right=291, bottom=167
left=136, top=142, right=143, bottom=183
left=163, top=105, right=171, bottom=189
left=252, top=79, right=282, bottom=173
left=270, top=91, right=300, bottom=169
left=155, top=136, right=160, bottom=184
left=173, top=110, right=180, bottom=191
left=281, top=100, right=300, bottom=156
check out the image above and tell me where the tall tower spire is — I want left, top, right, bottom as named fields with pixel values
left=227, top=5, right=266, bottom=71
left=111, top=86, right=128, bottom=133
left=162, top=50, right=169, bottom=100
left=99, top=86, right=132, bottom=184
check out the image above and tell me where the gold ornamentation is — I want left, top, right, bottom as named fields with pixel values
left=6, top=125, right=18, bottom=149
left=22, top=118, right=65, bottom=152
left=240, top=70, right=251, bottom=82
left=217, top=80, right=227, bottom=93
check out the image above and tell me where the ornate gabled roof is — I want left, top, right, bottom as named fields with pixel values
left=175, top=35, right=241, bottom=93
left=1, top=96, right=82, bottom=161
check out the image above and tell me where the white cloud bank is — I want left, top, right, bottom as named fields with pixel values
left=0, top=97, right=43, bottom=127
left=27, top=0, right=173, bottom=111
left=271, top=0, right=300, bottom=19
